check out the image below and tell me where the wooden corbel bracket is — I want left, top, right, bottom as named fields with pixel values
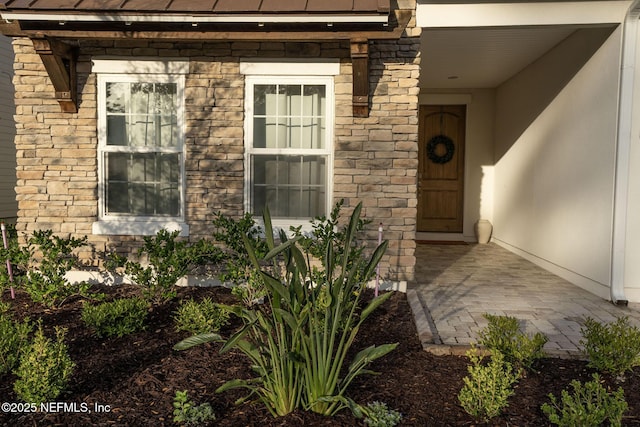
left=30, top=37, right=78, bottom=113
left=350, top=39, right=369, bottom=118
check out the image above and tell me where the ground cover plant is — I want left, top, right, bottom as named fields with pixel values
left=82, top=297, right=148, bottom=338
left=363, top=401, right=402, bottom=427
left=173, top=297, right=229, bottom=335
left=172, top=389, right=216, bottom=426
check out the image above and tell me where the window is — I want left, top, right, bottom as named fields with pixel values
left=93, top=60, right=188, bottom=236
left=243, top=62, right=336, bottom=227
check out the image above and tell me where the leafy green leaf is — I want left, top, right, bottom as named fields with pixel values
left=173, top=333, right=223, bottom=351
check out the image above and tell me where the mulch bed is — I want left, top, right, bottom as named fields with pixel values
left=1, top=284, right=639, bottom=426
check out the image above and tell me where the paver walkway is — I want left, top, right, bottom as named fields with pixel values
left=408, top=242, right=640, bottom=357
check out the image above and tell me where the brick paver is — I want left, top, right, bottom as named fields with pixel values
left=408, top=242, right=640, bottom=357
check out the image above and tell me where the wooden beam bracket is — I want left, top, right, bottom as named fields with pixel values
left=31, top=37, right=78, bottom=113
left=351, top=39, right=370, bottom=118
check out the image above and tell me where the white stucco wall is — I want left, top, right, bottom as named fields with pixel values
left=493, top=27, right=622, bottom=299
left=463, top=90, right=495, bottom=238
left=0, top=36, right=16, bottom=221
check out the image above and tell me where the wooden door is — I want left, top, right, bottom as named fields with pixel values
left=417, top=105, right=466, bottom=232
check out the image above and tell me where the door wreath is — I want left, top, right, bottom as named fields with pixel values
left=426, top=135, right=455, bottom=164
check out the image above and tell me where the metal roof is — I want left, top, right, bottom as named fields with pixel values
left=0, top=0, right=390, bottom=14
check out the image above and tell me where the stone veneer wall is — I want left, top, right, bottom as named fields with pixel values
left=11, top=4, right=420, bottom=283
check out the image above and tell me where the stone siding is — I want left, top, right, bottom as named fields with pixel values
left=11, top=3, right=419, bottom=282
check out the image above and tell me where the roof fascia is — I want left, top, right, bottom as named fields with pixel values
left=0, top=12, right=390, bottom=24
left=417, top=1, right=631, bottom=28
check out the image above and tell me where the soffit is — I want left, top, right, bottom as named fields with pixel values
left=420, top=27, right=578, bottom=89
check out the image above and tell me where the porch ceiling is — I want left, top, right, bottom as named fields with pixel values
left=419, top=26, right=578, bottom=89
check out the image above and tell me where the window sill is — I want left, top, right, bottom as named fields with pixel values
left=92, top=219, right=189, bottom=236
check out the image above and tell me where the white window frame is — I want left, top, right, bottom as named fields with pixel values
left=92, top=59, right=189, bottom=236
left=241, top=60, right=338, bottom=231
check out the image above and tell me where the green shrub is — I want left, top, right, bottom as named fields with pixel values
left=0, top=223, right=29, bottom=292
left=176, top=203, right=396, bottom=417
left=363, top=401, right=403, bottom=427
left=108, top=230, right=223, bottom=305
left=580, top=316, right=640, bottom=377
left=458, top=348, right=519, bottom=422
left=173, top=390, right=216, bottom=426
left=212, top=211, right=269, bottom=285
left=174, top=297, right=229, bottom=335
left=82, top=297, right=148, bottom=338
left=478, top=313, right=548, bottom=371
left=17, top=230, right=91, bottom=308
left=541, top=373, right=627, bottom=427
left=13, top=324, right=74, bottom=404
left=0, top=313, right=32, bottom=375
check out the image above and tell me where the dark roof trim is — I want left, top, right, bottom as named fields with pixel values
left=0, top=12, right=390, bottom=24
left=0, top=9, right=410, bottom=41
left=0, top=0, right=390, bottom=15
left=0, top=0, right=410, bottom=41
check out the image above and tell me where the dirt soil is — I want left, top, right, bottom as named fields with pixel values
left=1, top=285, right=639, bottom=426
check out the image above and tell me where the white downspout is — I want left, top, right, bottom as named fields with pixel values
left=611, top=0, right=640, bottom=304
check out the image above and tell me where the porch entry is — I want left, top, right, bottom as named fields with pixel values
left=417, top=105, right=466, bottom=232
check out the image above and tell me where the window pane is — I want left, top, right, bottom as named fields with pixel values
left=158, top=185, right=180, bottom=216
left=130, top=153, right=155, bottom=182
left=302, top=118, right=324, bottom=149
left=105, top=82, right=179, bottom=148
left=107, top=152, right=128, bottom=181
left=130, top=183, right=149, bottom=215
left=131, top=83, right=154, bottom=114
left=254, top=84, right=275, bottom=116
left=155, top=83, right=177, bottom=115
left=253, top=117, right=266, bottom=148
left=107, top=183, right=129, bottom=213
left=280, top=85, right=301, bottom=116
left=129, top=115, right=155, bottom=147
left=283, top=117, right=301, bottom=149
left=106, top=116, right=128, bottom=146
left=159, top=115, right=178, bottom=148
left=106, top=82, right=126, bottom=113
left=303, top=85, right=325, bottom=116
left=105, top=152, right=180, bottom=216
left=266, top=117, right=279, bottom=149
left=252, top=155, right=325, bottom=218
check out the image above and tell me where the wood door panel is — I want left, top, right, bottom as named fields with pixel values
left=420, top=190, right=459, bottom=220
left=417, top=105, right=466, bottom=232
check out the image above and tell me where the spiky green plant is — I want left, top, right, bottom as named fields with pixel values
left=175, top=203, right=396, bottom=417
